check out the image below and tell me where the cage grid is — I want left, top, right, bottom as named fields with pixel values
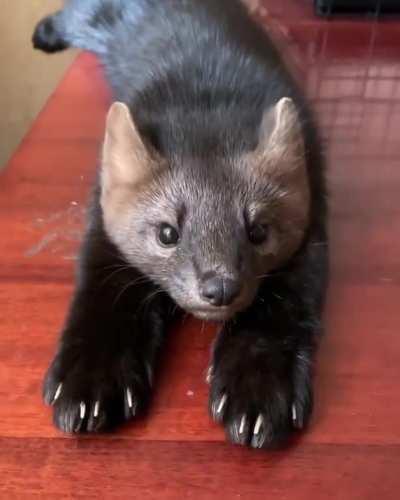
left=249, top=1, right=400, bottom=160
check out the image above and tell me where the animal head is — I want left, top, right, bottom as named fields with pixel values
left=100, top=99, right=310, bottom=321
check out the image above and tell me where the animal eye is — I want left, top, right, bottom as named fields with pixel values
left=248, top=224, right=269, bottom=245
left=158, top=223, right=180, bottom=247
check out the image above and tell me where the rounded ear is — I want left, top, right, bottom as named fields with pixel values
left=257, top=97, right=305, bottom=165
left=101, top=101, right=154, bottom=191
left=246, top=98, right=311, bottom=262
left=100, top=102, right=165, bottom=229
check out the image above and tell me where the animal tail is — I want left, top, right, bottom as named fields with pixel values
left=32, top=0, right=141, bottom=55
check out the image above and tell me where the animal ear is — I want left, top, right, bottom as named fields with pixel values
left=250, top=98, right=310, bottom=264
left=257, top=97, right=305, bottom=165
left=101, top=101, right=155, bottom=194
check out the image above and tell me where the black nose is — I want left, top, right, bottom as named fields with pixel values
left=200, top=276, right=241, bottom=307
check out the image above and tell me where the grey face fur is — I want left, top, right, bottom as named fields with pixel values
left=101, top=100, right=310, bottom=321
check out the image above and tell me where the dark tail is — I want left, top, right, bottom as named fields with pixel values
left=32, top=0, right=129, bottom=55
left=32, top=13, right=70, bottom=54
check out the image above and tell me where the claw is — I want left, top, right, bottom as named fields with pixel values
left=206, top=366, right=213, bottom=384
left=79, top=401, right=86, bottom=420
left=216, top=394, right=227, bottom=415
left=292, top=403, right=304, bottom=429
left=93, top=401, right=100, bottom=418
left=52, top=383, right=63, bottom=404
left=292, top=403, right=297, bottom=423
left=239, top=415, right=246, bottom=435
left=251, top=415, right=266, bottom=449
left=252, top=433, right=266, bottom=449
left=253, top=414, right=263, bottom=435
left=126, top=387, right=133, bottom=409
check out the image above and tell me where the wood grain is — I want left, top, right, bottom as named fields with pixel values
left=1, top=2, right=400, bottom=498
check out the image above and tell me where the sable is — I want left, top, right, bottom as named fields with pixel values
left=34, top=0, right=328, bottom=449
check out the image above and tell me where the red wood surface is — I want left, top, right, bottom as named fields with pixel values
left=1, top=2, right=400, bottom=498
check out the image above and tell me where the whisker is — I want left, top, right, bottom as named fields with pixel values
left=138, top=289, right=165, bottom=314
left=256, top=273, right=272, bottom=280
left=170, top=303, right=179, bottom=318
left=256, top=270, right=286, bottom=280
left=310, top=242, right=328, bottom=247
left=112, top=276, right=154, bottom=308
left=101, top=262, right=129, bottom=271
left=100, top=265, right=132, bottom=287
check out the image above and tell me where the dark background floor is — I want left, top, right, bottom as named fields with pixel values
left=1, top=1, right=400, bottom=498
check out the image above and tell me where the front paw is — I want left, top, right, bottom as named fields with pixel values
left=43, top=346, right=152, bottom=433
left=208, top=334, right=313, bottom=449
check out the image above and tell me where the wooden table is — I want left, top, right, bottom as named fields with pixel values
left=1, top=2, right=400, bottom=498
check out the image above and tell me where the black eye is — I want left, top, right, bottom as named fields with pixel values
left=248, top=224, right=269, bottom=245
left=158, top=223, right=180, bottom=247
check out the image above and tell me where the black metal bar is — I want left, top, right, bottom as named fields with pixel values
left=315, top=0, right=400, bottom=16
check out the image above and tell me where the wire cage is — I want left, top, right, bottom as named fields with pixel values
left=303, top=24, right=400, bottom=160
left=249, top=1, right=400, bottom=160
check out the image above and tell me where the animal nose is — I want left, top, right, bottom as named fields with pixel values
left=200, top=276, right=241, bottom=307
